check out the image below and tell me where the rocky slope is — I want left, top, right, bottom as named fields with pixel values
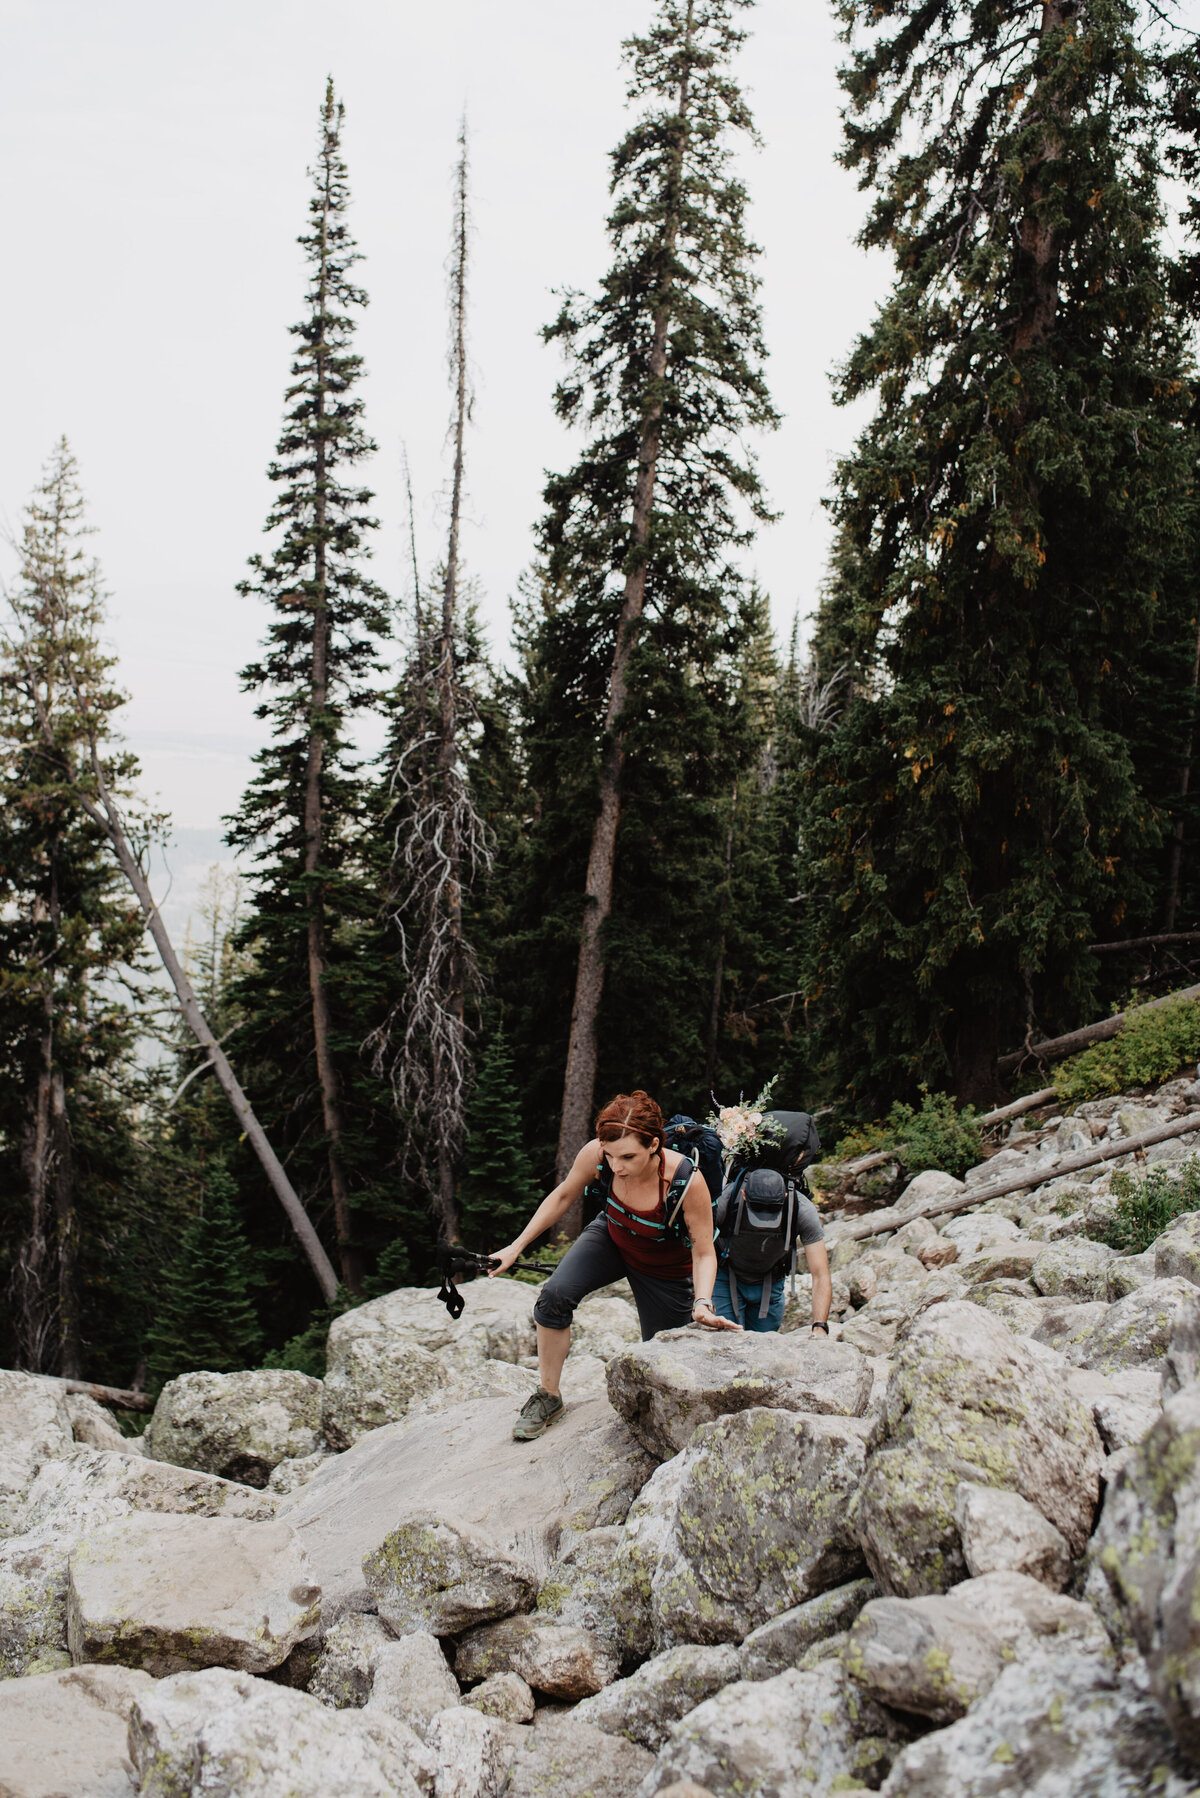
left=4, top=1079, right=1200, bottom=1795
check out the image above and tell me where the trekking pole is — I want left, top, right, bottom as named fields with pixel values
left=435, top=1244, right=558, bottom=1318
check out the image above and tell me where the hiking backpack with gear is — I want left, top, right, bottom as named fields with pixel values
left=713, top=1107, right=822, bottom=1320
left=663, top=1114, right=724, bottom=1204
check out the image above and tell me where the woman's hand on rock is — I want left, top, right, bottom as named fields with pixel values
left=694, top=1300, right=741, bottom=1331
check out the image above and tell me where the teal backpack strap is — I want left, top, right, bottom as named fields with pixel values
left=664, top=1156, right=695, bottom=1236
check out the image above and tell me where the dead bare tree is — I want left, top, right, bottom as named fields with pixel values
left=5, top=618, right=340, bottom=1305
left=367, top=123, right=491, bottom=1243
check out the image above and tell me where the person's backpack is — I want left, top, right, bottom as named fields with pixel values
left=713, top=1107, right=822, bottom=1320
left=663, top=1115, right=724, bottom=1205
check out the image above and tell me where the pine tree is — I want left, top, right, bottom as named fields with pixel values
left=227, top=79, right=389, bottom=1293
left=457, top=1030, right=542, bottom=1247
left=516, top=0, right=778, bottom=1211
left=0, top=441, right=152, bottom=1376
left=147, top=1164, right=263, bottom=1386
left=800, top=0, right=1198, bottom=1107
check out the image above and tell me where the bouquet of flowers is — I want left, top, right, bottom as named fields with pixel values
left=707, top=1076, right=787, bottom=1173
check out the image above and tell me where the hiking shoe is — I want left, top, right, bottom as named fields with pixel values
left=512, top=1386, right=565, bottom=1441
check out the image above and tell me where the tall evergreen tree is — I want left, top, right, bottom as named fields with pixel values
left=517, top=0, right=778, bottom=1210
left=147, top=1164, right=264, bottom=1386
left=228, top=79, right=389, bottom=1293
left=800, top=0, right=1197, bottom=1107
left=457, top=1029, right=541, bottom=1247
left=0, top=441, right=153, bottom=1376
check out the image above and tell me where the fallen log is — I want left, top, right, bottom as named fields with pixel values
left=839, top=1106, right=1200, bottom=1243
left=997, top=983, right=1200, bottom=1076
left=62, top=1379, right=153, bottom=1414
left=977, top=1088, right=1057, bottom=1127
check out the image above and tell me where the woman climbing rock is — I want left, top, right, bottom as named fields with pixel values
left=488, top=1089, right=739, bottom=1440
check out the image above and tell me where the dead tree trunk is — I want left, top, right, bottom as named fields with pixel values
left=18, top=655, right=340, bottom=1303
left=304, top=141, right=362, bottom=1296
left=432, top=120, right=472, bottom=1246
left=998, top=980, right=1200, bottom=1075
left=554, top=5, right=697, bottom=1211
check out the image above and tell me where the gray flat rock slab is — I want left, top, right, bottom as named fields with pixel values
left=283, top=1393, right=653, bottom=1627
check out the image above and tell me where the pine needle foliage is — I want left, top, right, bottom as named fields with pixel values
left=801, top=0, right=1199, bottom=1108
left=226, top=79, right=390, bottom=1296
left=0, top=441, right=158, bottom=1379
left=457, top=1030, right=542, bottom=1247
left=147, top=1164, right=264, bottom=1387
left=510, top=0, right=779, bottom=1168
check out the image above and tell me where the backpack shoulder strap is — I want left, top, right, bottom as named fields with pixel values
left=664, top=1156, right=696, bottom=1230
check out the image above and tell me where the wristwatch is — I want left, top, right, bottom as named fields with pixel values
left=811, top=1320, right=830, bottom=1334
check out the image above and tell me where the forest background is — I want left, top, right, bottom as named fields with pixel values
left=4, top=0, right=1200, bottom=1392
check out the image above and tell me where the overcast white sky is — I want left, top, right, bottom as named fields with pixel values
left=2, top=0, right=888, bottom=836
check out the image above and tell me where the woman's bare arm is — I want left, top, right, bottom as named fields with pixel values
left=488, top=1141, right=598, bottom=1274
left=682, top=1174, right=741, bottom=1331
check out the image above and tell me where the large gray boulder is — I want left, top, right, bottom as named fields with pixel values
left=571, top=1294, right=642, bottom=1361
left=463, top=1669, right=535, bottom=1721
left=0, top=1369, right=74, bottom=1538
left=504, top=1712, right=655, bottom=1798
left=1153, top=1209, right=1200, bottom=1286
left=642, top=1658, right=911, bottom=1797
left=64, top=1392, right=142, bottom=1456
left=129, top=1665, right=432, bottom=1798
left=145, top=1368, right=322, bottom=1486
left=321, top=1279, right=538, bottom=1448
left=944, top=1570, right=1109, bottom=1662
left=535, top=1525, right=629, bottom=1654
left=367, top=1631, right=462, bottom=1737
left=1067, top=1365, right=1162, bottom=1453
left=643, top=1408, right=871, bottom=1648
left=364, top=1512, right=538, bottom=1636
left=877, top=1648, right=1193, bottom=1797
left=738, top=1578, right=878, bottom=1681
left=953, top=1481, right=1071, bottom=1589
left=1068, top=1277, right=1200, bottom=1372
left=66, top=1511, right=320, bottom=1676
left=855, top=1302, right=1103, bottom=1596
left=425, top=1705, right=521, bottom=1798
left=1032, top=1239, right=1116, bottom=1302
left=1094, top=1383, right=1200, bottom=1759
left=308, top=1612, right=394, bottom=1708
left=0, top=1662, right=153, bottom=1798
left=895, top=1170, right=964, bottom=1215
left=574, top=1642, right=740, bottom=1748
left=282, top=1393, right=653, bottom=1628
left=846, top=1594, right=1005, bottom=1723
left=454, top=1613, right=619, bottom=1698
left=0, top=1446, right=274, bottom=1679
left=605, top=1329, right=872, bottom=1460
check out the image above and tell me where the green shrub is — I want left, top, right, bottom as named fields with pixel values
left=833, top=1087, right=981, bottom=1180
left=262, top=1290, right=356, bottom=1379
left=1054, top=997, right=1200, bottom=1104
left=1086, top=1158, right=1200, bottom=1255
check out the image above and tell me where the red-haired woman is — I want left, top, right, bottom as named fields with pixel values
left=488, top=1090, right=740, bottom=1440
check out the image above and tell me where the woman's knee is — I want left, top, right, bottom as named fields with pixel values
left=532, top=1283, right=577, bottom=1332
